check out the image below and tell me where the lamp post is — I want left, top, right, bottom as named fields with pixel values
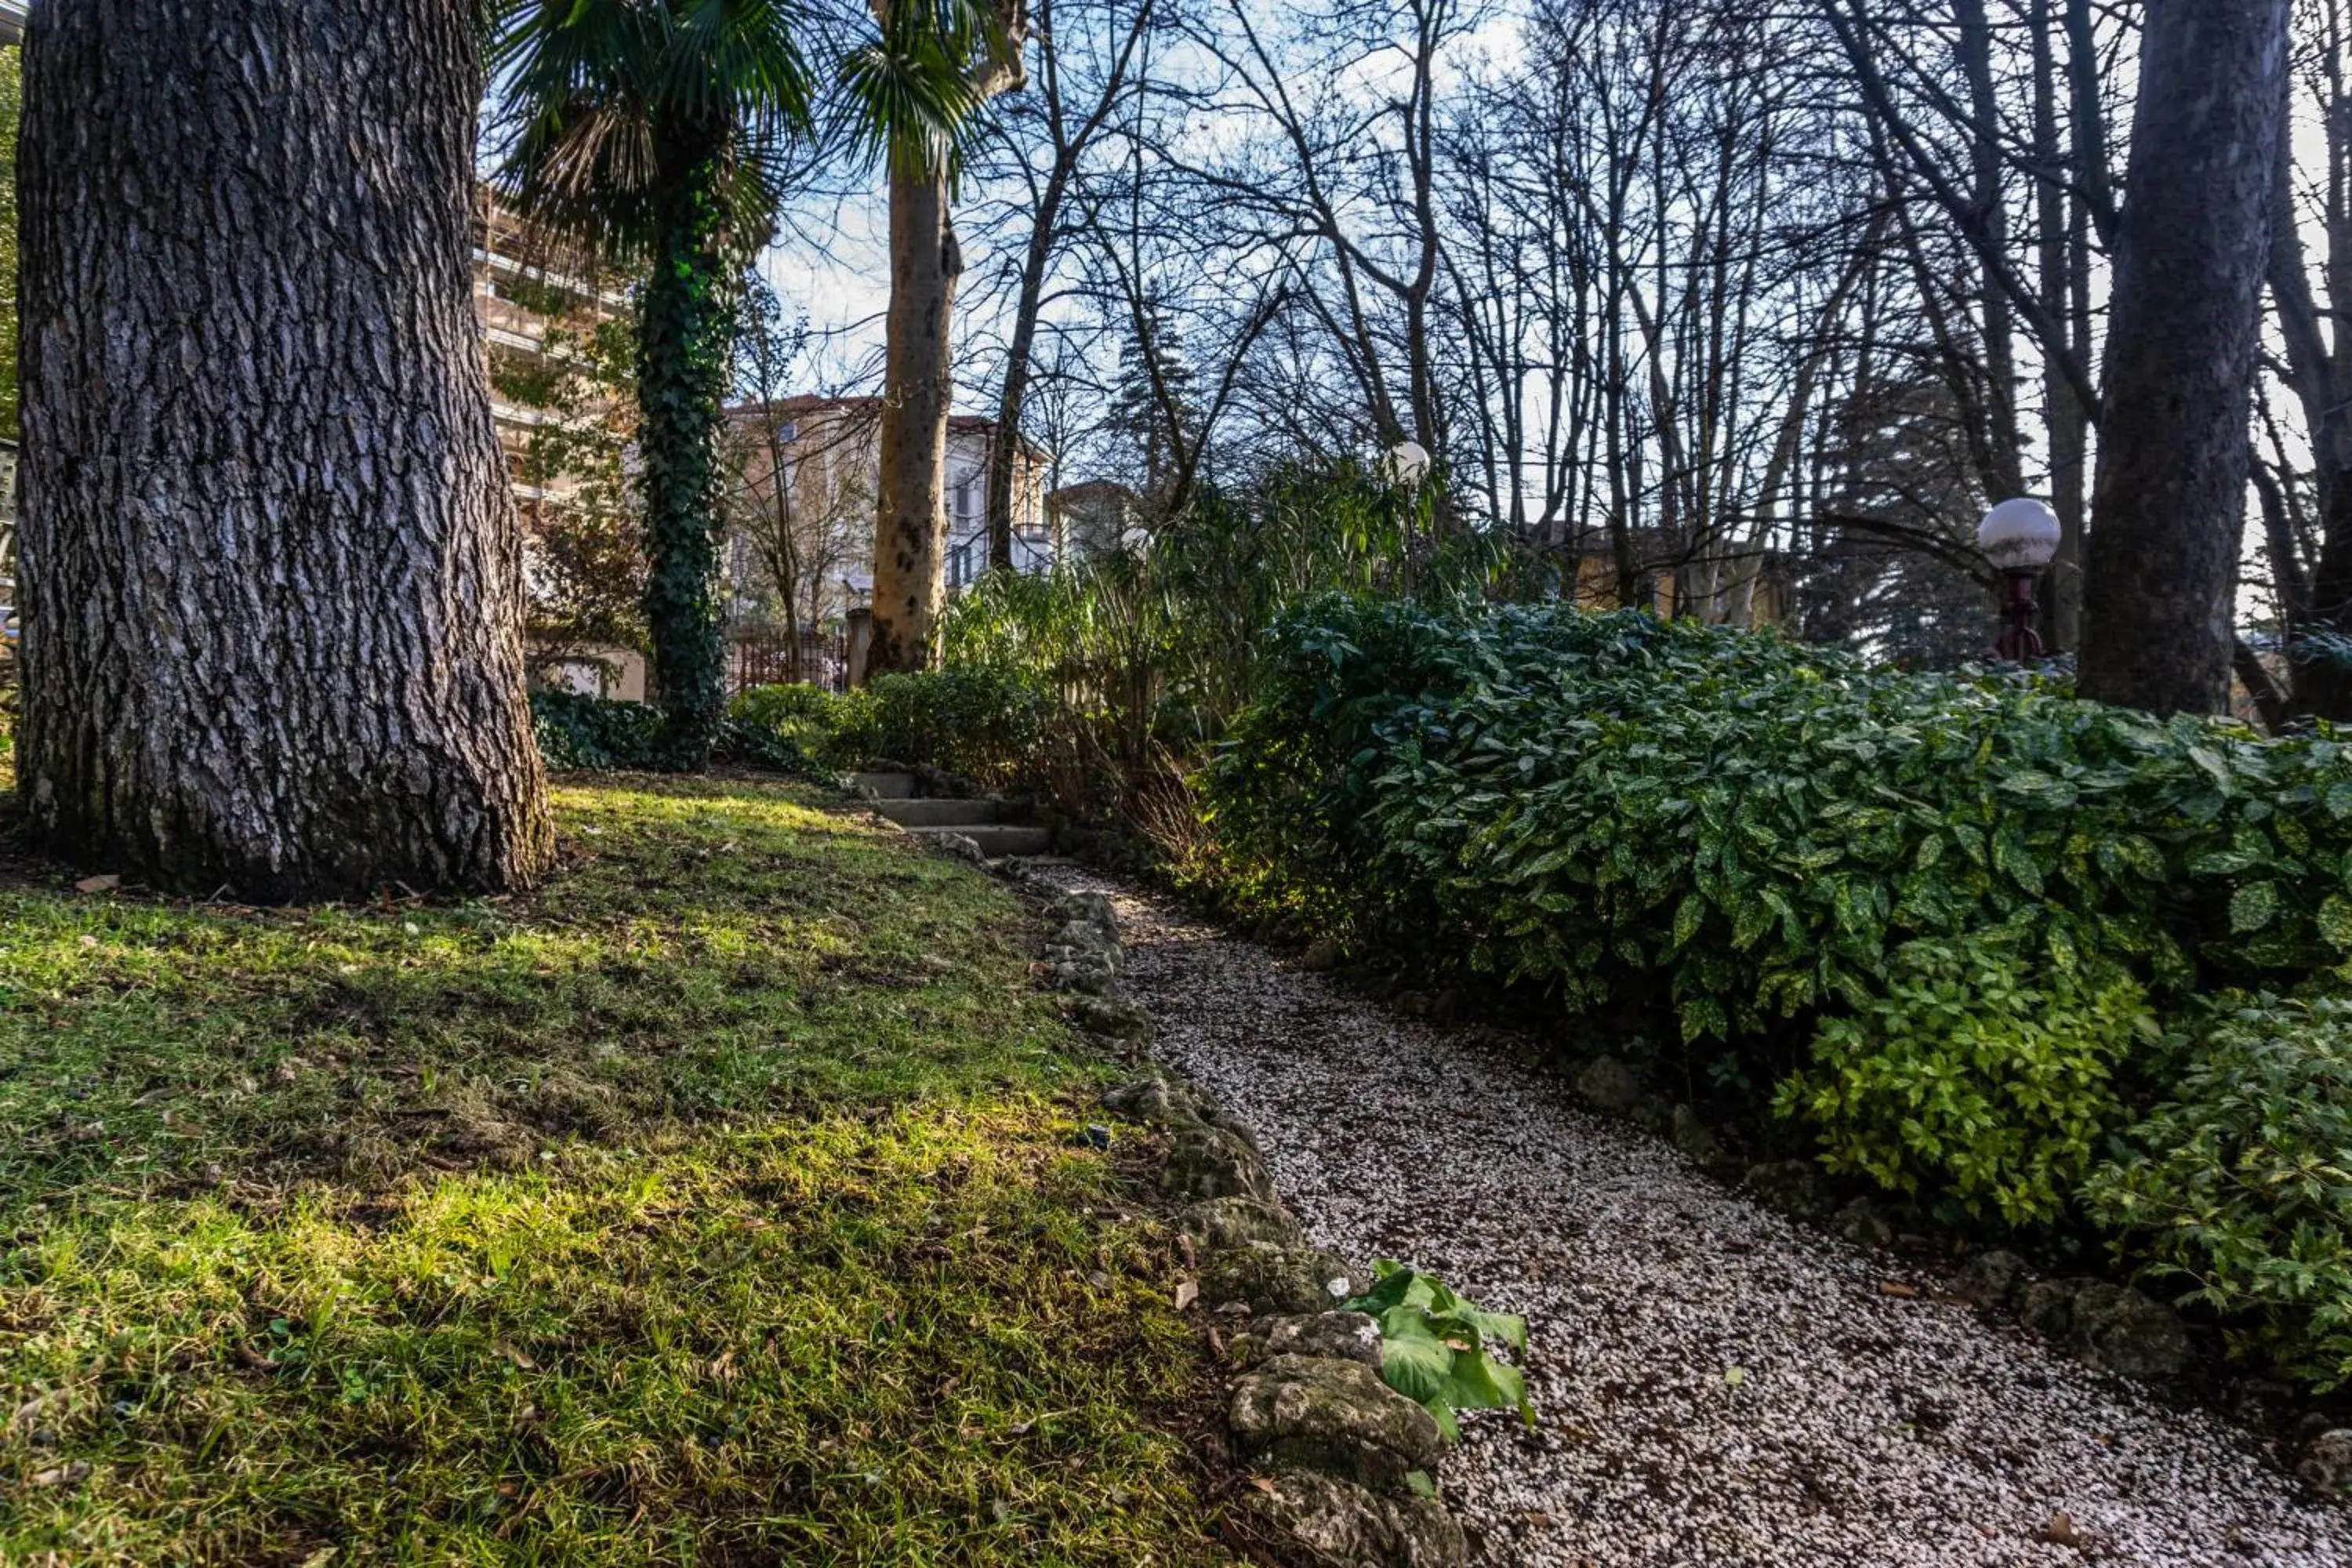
left=1976, top=498, right=2061, bottom=662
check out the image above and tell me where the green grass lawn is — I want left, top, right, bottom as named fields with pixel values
left=0, top=776, right=1232, bottom=1566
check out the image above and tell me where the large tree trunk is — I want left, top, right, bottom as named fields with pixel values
left=2078, top=0, right=2290, bottom=717
left=869, top=165, right=960, bottom=677
left=636, top=122, right=733, bottom=760
left=17, top=0, right=554, bottom=899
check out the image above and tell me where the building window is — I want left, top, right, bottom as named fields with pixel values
left=950, top=543, right=973, bottom=586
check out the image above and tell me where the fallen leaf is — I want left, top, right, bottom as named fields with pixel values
left=31, top=1462, right=90, bottom=1488
left=1878, top=1279, right=1921, bottom=1299
left=74, top=874, right=120, bottom=895
left=2042, top=1511, right=2082, bottom=1548
left=499, top=1345, right=536, bottom=1371
left=1174, top=1280, right=1200, bottom=1311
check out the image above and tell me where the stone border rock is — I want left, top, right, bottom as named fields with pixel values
left=1106, top=1065, right=1470, bottom=1568
left=1026, top=886, right=1472, bottom=1567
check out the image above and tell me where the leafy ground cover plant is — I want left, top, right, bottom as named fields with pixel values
left=2087, top=995, right=2352, bottom=1389
left=1343, top=1261, right=1532, bottom=1441
left=0, top=778, right=1232, bottom=1565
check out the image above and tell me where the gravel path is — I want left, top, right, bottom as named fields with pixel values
left=1044, top=868, right=2352, bottom=1568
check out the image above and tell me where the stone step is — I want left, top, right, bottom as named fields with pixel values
left=875, top=797, right=1003, bottom=829
left=908, top=822, right=1052, bottom=857
left=851, top=771, right=919, bottom=800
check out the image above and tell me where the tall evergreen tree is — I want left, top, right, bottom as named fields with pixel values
left=1104, top=283, right=1195, bottom=501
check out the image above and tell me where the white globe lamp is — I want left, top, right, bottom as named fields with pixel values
left=1976, top=498, right=2061, bottom=661
left=1387, top=440, right=1432, bottom=488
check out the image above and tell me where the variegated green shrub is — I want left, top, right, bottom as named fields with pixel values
left=1210, top=600, right=2352, bottom=1221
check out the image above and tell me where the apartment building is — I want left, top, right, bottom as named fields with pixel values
left=469, top=193, right=649, bottom=699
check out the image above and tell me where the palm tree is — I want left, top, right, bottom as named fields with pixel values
left=851, top=0, right=1027, bottom=677
left=489, top=0, right=1012, bottom=753
left=488, top=1, right=821, bottom=768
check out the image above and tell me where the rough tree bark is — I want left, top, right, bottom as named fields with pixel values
left=2078, top=0, right=2290, bottom=717
left=18, top=0, right=554, bottom=898
left=2031, top=0, right=2089, bottom=652
left=2271, top=40, right=2352, bottom=721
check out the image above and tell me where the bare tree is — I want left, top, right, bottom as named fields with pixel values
left=977, top=0, right=1157, bottom=568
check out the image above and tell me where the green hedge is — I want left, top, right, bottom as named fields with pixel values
left=531, top=690, right=817, bottom=776
left=531, top=690, right=668, bottom=771
left=539, top=672, right=1052, bottom=788
left=1210, top=601, right=2352, bottom=1227
left=728, top=671, right=1049, bottom=791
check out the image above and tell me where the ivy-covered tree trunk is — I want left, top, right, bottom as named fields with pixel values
left=16, top=0, right=554, bottom=899
left=636, top=124, right=735, bottom=763
left=2078, top=0, right=2290, bottom=716
left=869, top=164, right=960, bottom=677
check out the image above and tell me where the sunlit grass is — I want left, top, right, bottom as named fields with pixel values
left=0, top=777, right=1228, bottom=1566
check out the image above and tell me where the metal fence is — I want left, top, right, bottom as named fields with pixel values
left=728, top=627, right=850, bottom=695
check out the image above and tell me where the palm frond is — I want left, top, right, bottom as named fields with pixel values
left=485, top=0, right=816, bottom=260
left=833, top=0, right=1008, bottom=183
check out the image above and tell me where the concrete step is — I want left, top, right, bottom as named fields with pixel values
left=908, top=822, right=1051, bottom=857
left=875, top=797, right=1003, bottom=829
left=851, top=771, right=919, bottom=800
